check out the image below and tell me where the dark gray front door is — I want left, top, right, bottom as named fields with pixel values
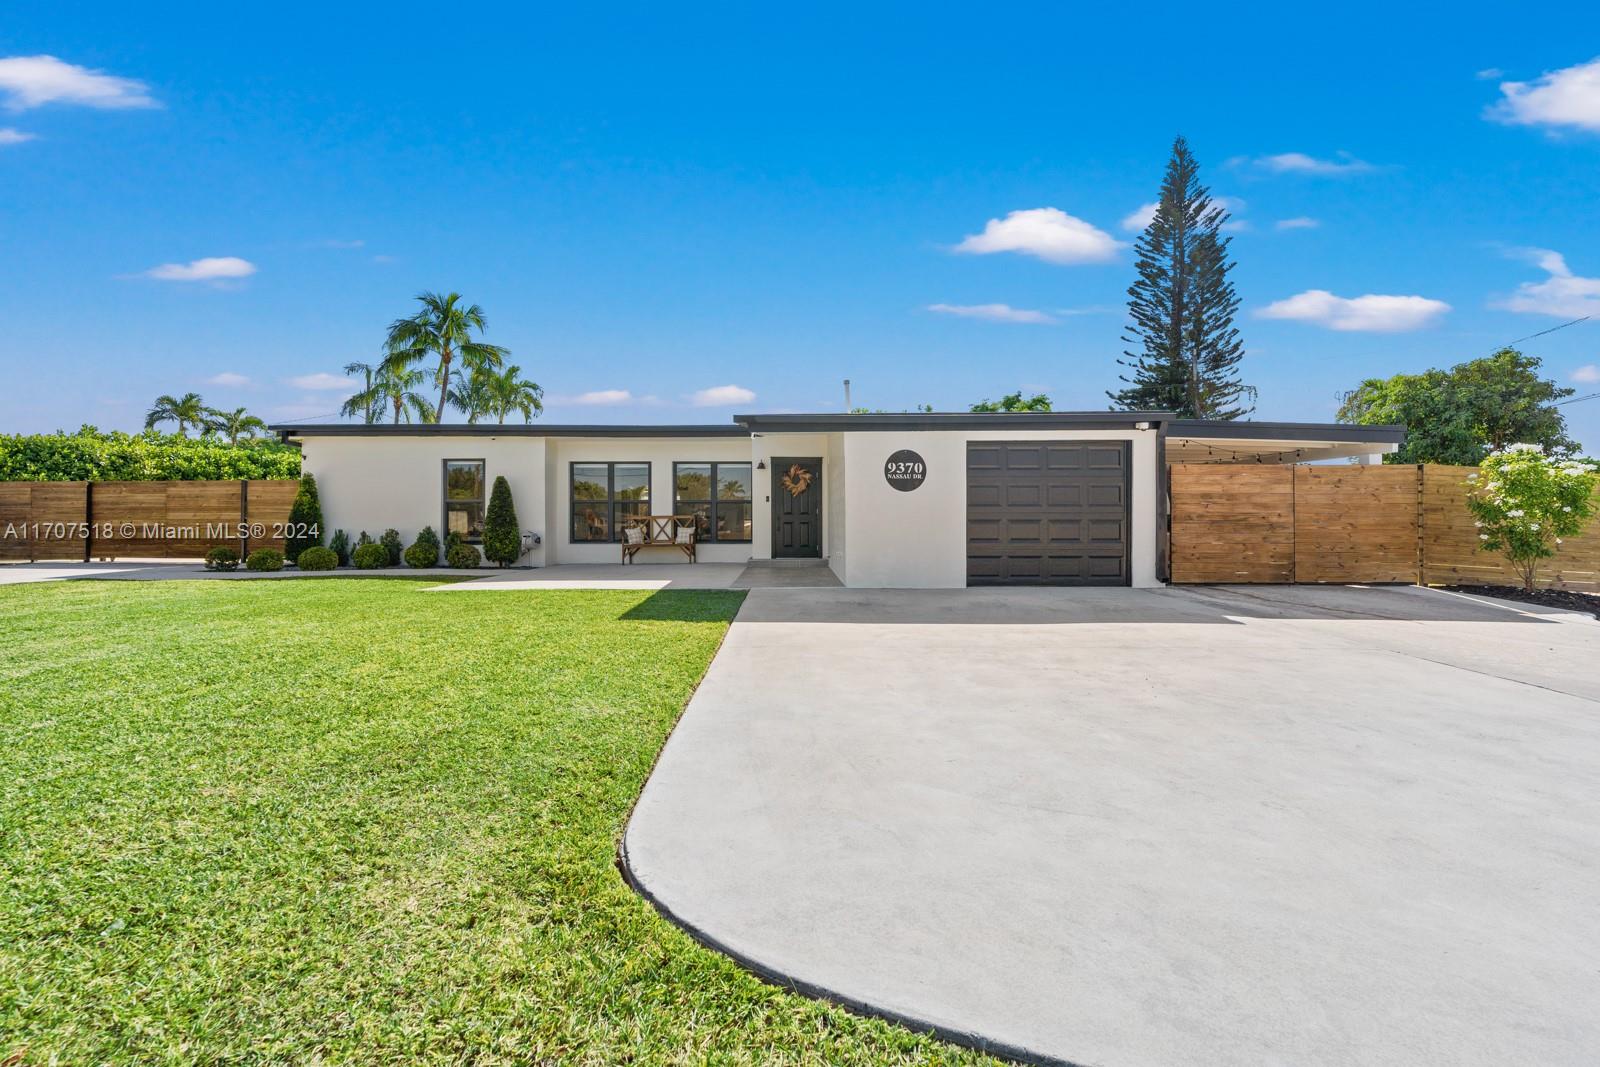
left=771, top=457, right=822, bottom=558
left=966, top=441, right=1130, bottom=586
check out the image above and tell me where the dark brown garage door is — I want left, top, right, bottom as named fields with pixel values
left=967, top=441, right=1130, bottom=586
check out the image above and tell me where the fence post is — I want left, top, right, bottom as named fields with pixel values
left=1415, top=464, right=1425, bottom=586
left=239, top=479, right=249, bottom=559
left=83, top=481, right=93, bottom=563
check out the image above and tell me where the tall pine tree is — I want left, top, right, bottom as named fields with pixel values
left=1110, top=137, right=1253, bottom=419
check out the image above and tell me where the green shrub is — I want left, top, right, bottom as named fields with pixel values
left=356, top=530, right=373, bottom=546
left=405, top=526, right=441, bottom=568
left=446, top=542, right=481, bottom=569
left=329, top=529, right=351, bottom=566
left=0, top=425, right=300, bottom=481
left=204, top=546, right=239, bottom=572
left=296, top=546, right=339, bottom=571
left=245, top=548, right=284, bottom=572
left=284, top=474, right=325, bottom=563
left=1466, top=448, right=1599, bottom=590
left=351, top=542, right=389, bottom=569
left=445, top=529, right=464, bottom=552
left=483, top=475, right=521, bottom=567
left=380, top=528, right=403, bottom=566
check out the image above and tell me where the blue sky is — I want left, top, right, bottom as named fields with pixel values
left=2, top=4, right=1598, bottom=447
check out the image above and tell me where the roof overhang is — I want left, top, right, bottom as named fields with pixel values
left=1165, top=420, right=1406, bottom=464
left=270, top=423, right=749, bottom=441
left=735, top=411, right=1177, bottom=433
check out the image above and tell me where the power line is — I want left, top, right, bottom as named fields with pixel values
left=1502, top=315, right=1590, bottom=348
left=1555, top=390, right=1600, bottom=408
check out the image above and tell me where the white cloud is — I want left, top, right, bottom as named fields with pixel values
left=569, top=389, right=634, bottom=405
left=0, top=127, right=34, bottom=145
left=953, top=207, right=1122, bottom=264
left=205, top=372, right=252, bottom=388
left=1253, top=152, right=1375, bottom=176
left=0, top=54, right=157, bottom=110
left=1572, top=364, right=1600, bottom=383
left=691, top=384, right=756, bottom=407
left=144, top=256, right=256, bottom=282
left=1488, top=56, right=1600, bottom=133
left=1275, top=216, right=1321, bottom=231
left=321, top=239, right=365, bottom=249
left=927, top=302, right=1058, bottom=325
left=1493, top=248, right=1600, bottom=317
left=286, top=372, right=350, bottom=391
left=1120, top=202, right=1158, bottom=232
left=1257, top=289, right=1451, bottom=331
left=1476, top=67, right=1505, bottom=81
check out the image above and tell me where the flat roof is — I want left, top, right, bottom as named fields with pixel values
left=272, top=413, right=1406, bottom=444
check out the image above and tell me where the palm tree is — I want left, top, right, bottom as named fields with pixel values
left=205, top=406, right=268, bottom=445
left=340, top=361, right=379, bottom=424
left=484, top=364, right=544, bottom=424
left=447, top=370, right=494, bottom=425
left=343, top=360, right=433, bottom=425
left=145, top=392, right=209, bottom=436
left=382, top=292, right=508, bottom=423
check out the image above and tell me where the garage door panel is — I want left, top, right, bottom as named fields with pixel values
left=967, top=441, right=1130, bottom=587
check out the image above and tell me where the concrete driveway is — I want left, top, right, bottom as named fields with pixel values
left=623, top=585, right=1600, bottom=1067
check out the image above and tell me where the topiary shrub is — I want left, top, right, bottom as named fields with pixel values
left=351, top=542, right=389, bottom=569
left=380, top=528, right=403, bottom=566
left=446, top=542, right=481, bottom=568
left=296, top=546, right=338, bottom=571
left=204, top=546, right=239, bottom=572
left=405, top=525, right=441, bottom=568
left=356, top=530, right=374, bottom=547
left=283, top=474, right=325, bottom=563
left=245, top=548, right=284, bottom=572
left=329, top=529, right=351, bottom=567
left=482, top=475, right=521, bottom=567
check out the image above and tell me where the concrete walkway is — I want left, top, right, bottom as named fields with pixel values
left=624, top=585, right=1600, bottom=1067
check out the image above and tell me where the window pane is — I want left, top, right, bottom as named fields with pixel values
left=614, top=464, right=650, bottom=502
left=682, top=502, right=712, bottom=538
left=716, top=501, right=752, bottom=541
left=675, top=464, right=712, bottom=501
left=718, top=464, right=752, bottom=501
left=572, top=464, right=608, bottom=501
left=615, top=499, right=649, bottom=532
left=573, top=503, right=609, bottom=541
left=446, top=461, right=484, bottom=501
left=447, top=501, right=485, bottom=540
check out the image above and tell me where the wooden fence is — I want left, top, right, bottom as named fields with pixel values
left=0, top=480, right=300, bottom=563
left=1170, top=463, right=1600, bottom=591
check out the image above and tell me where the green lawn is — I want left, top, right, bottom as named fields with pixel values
left=0, top=579, right=992, bottom=1066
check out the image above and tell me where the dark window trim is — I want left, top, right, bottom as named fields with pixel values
left=672, top=461, right=754, bottom=544
left=569, top=460, right=651, bottom=544
left=442, top=458, right=487, bottom=544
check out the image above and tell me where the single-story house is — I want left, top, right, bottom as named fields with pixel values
left=272, top=412, right=1405, bottom=588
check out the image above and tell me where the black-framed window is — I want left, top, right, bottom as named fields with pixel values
left=571, top=462, right=650, bottom=542
left=674, top=462, right=753, bottom=543
left=444, top=459, right=486, bottom=542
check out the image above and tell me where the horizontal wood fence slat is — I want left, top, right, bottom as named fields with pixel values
left=1170, top=462, right=1600, bottom=591
left=0, top=479, right=299, bottom=562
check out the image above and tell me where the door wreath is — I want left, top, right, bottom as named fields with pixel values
left=780, top=464, right=814, bottom=497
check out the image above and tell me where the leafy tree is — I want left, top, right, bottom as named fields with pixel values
left=1111, top=136, right=1252, bottom=419
left=1466, top=449, right=1597, bottom=591
left=382, top=292, right=508, bottom=423
left=971, top=391, right=1052, bottom=413
left=205, top=406, right=267, bottom=445
left=483, top=364, right=544, bottom=424
left=283, top=473, right=325, bottom=563
left=1339, top=348, right=1577, bottom=464
left=145, top=392, right=210, bottom=436
left=482, top=475, right=521, bottom=567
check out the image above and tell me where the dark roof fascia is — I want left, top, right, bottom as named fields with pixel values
left=1168, top=420, right=1407, bottom=443
left=733, top=411, right=1177, bottom=433
left=271, top=423, right=750, bottom=441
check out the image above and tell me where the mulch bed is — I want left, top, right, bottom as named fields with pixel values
left=1441, top=584, right=1600, bottom=620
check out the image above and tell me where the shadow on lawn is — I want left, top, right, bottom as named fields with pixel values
left=618, top=590, right=748, bottom=623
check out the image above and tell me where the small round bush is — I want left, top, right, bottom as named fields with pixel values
left=404, top=541, right=438, bottom=568
left=296, top=546, right=338, bottom=571
left=245, top=548, right=284, bottom=572
left=446, top=542, right=481, bottom=569
left=351, top=542, right=390, bottom=569
left=204, top=546, right=239, bottom=572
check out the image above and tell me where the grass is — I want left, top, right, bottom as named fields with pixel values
left=0, top=579, right=993, bottom=1066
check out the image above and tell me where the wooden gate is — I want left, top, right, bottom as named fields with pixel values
left=0, top=480, right=299, bottom=562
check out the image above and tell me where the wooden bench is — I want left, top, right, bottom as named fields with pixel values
left=621, top=515, right=697, bottom=563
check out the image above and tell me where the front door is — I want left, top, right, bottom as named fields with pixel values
left=771, top=457, right=823, bottom=558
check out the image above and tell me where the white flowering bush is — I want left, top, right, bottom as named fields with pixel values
left=1466, top=446, right=1598, bottom=591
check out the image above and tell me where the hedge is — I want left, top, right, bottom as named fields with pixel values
left=0, top=426, right=301, bottom=482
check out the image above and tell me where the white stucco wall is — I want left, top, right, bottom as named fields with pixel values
left=839, top=429, right=1161, bottom=588
left=544, top=437, right=756, bottom=565
left=299, top=435, right=548, bottom=564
